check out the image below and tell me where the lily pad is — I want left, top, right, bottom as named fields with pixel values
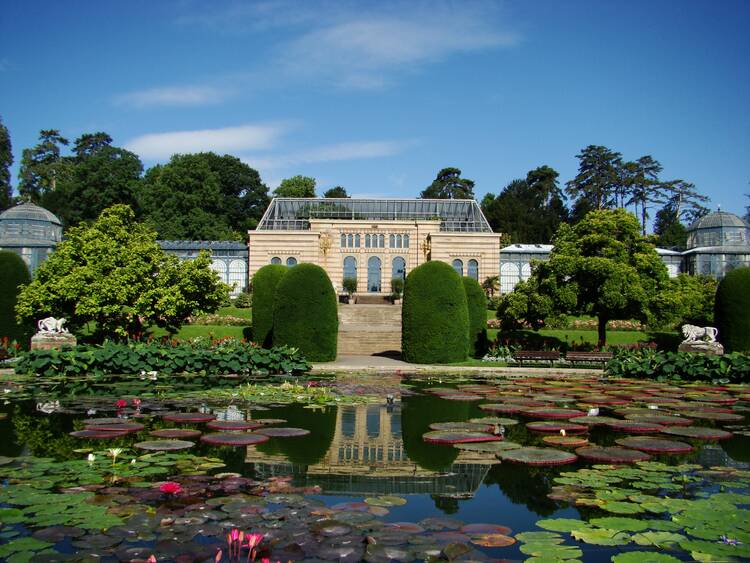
left=570, top=527, right=631, bottom=545
left=468, top=416, right=519, bottom=425
left=526, top=421, right=588, bottom=433
left=200, top=432, right=270, bottom=446
left=454, top=441, right=522, bottom=453
left=251, top=418, right=287, bottom=425
left=536, top=518, right=590, bottom=532
left=498, top=447, right=578, bottom=466
left=133, top=439, right=195, bottom=451
left=148, top=428, right=202, bottom=439
left=569, top=415, right=621, bottom=426
left=615, top=436, right=693, bottom=454
left=205, top=420, right=262, bottom=431
left=162, top=412, right=216, bottom=423
left=661, top=426, right=734, bottom=440
left=612, top=553, right=682, bottom=563
left=69, top=429, right=129, bottom=439
left=83, top=422, right=145, bottom=433
left=631, top=531, right=686, bottom=546
left=542, top=435, right=589, bottom=447
left=461, top=523, right=512, bottom=535
left=422, top=430, right=502, bottom=444
left=478, top=403, right=526, bottom=414
left=470, top=533, right=516, bottom=547
left=607, top=420, right=666, bottom=433
left=522, top=407, right=585, bottom=419
left=575, top=446, right=651, bottom=464
left=588, top=517, right=649, bottom=531
left=365, top=496, right=407, bottom=507
left=429, top=421, right=495, bottom=433
left=624, top=414, right=693, bottom=426
left=254, top=427, right=311, bottom=437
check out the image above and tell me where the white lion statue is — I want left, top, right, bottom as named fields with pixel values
left=681, top=324, right=718, bottom=343
left=37, top=317, right=68, bottom=334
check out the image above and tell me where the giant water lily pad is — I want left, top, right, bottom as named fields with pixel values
left=206, top=420, right=262, bottom=431
left=661, top=426, right=733, bottom=440
left=681, top=411, right=745, bottom=422
left=251, top=418, right=287, bottom=425
left=543, top=435, right=589, bottom=447
left=149, top=428, right=202, bottom=439
left=162, top=413, right=216, bottom=423
left=468, top=416, right=519, bottom=426
left=535, top=518, right=590, bottom=532
left=612, top=553, right=682, bottom=563
left=526, top=421, right=588, bottom=433
left=429, top=421, right=494, bottom=433
left=70, top=429, right=129, bottom=439
left=422, top=431, right=502, bottom=444
left=575, top=446, right=651, bottom=463
left=478, top=403, right=526, bottom=414
left=84, top=421, right=145, bottom=433
left=498, top=447, right=577, bottom=466
left=200, top=432, right=270, bottom=446
left=522, top=407, right=585, bottom=419
left=607, top=420, right=666, bottom=433
left=615, top=436, right=693, bottom=454
left=569, top=415, right=621, bottom=426
left=454, top=441, right=522, bottom=453
left=439, top=393, right=483, bottom=401
left=254, top=427, right=311, bottom=437
left=133, top=439, right=195, bottom=451
left=470, top=533, right=516, bottom=547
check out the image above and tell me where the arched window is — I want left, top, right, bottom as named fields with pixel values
left=452, top=259, right=463, bottom=277
left=392, top=256, right=406, bottom=282
left=378, top=234, right=385, bottom=248
left=468, top=259, right=479, bottom=280
left=396, top=234, right=402, bottom=248
left=347, top=234, right=353, bottom=247
left=500, top=263, right=519, bottom=293
left=340, top=234, right=346, bottom=247
left=287, top=257, right=297, bottom=267
left=365, top=234, right=371, bottom=248
left=389, top=234, right=395, bottom=248
left=343, top=256, right=357, bottom=281
left=228, top=260, right=247, bottom=296
left=210, top=261, right=228, bottom=285
left=404, top=235, right=410, bottom=248
left=355, top=234, right=361, bottom=248
left=271, top=257, right=281, bottom=265
left=368, top=256, right=382, bottom=292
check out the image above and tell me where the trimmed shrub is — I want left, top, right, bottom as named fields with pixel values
left=0, top=251, right=32, bottom=346
left=714, top=267, right=750, bottom=353
left=234, top=292, right=252, bottom=308
left=251, top=264, right=288, bottom=347
left=402, top=261, right=468, bottom=363
left=342, top=277, right=357, bottom=296
left=462, top=276, right=488, bottom=358
left=273, top=263, right=338, bottom=361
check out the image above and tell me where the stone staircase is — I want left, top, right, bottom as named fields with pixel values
left=337, top=304, right=402, bottom=356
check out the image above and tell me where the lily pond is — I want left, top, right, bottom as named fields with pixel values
left=0, top=374, right=749, bottom=562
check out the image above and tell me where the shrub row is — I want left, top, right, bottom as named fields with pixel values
left=13, top=338, right=310, bottom=378
left=606, top=349, right=750, bottom=383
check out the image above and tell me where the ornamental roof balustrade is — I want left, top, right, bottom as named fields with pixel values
left=256, top=198, right=493, bottom=233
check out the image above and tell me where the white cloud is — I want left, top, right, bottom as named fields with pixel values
left=242, top=139, right=415, bottom=170
left=125, top=123, right=288, bottom=160
left=115, top=85, right=234, bottom=108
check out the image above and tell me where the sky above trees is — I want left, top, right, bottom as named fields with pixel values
left=1, top=0, right=748, bottom=216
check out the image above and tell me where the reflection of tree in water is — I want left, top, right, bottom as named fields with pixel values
left=11, top=406, right=86, bottom=459
left=431, top=494, right=460, bottom=514
left=484, top=462, right=563, bottom=517
left=401, top=393, right=473, bottom=471
left=253, top=404, right=337, bottom=465
left=721, top=434, right=750, bottom=463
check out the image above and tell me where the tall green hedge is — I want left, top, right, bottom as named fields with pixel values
left=251, top=264, right=288, bottom=347
left=714, top=267, right=750, bottom=353
left=0, top=251, right=32, bottom=346
left=273, top=263, right=338, bottom=361
left=463, top=276, right=488, bottom=358
left=402, top=261, right=468, bottom=363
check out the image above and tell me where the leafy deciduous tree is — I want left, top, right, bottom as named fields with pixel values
left=420, top=167, right=475, bottom=199
left=15, top=205, right=228, bottom=339
left=565, top=145, right=622, bottom=212
left=18, top=129, right=70, bottom=203
left=323, top=186, right=349, bottom=198
left=273, top=175, right=316, bottom=198
left=0, top=117, right=13, bottom=211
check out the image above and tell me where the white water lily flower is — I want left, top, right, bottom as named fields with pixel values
left=130, top=459, right=136, bottom=465
left=87, top=453, right=96, bottom=463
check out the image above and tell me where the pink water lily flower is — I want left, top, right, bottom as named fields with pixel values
left=115, top=399, right=127, bottom=409
left=158, top=481, right=181, bottom=495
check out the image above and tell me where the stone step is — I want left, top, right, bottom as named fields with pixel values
left=336, top=304, right=403, bottom=355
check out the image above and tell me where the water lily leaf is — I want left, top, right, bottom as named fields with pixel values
left=570, top=528, right=631, bottom=546
left=0, top=537, right=53, bottom=557
left=588, top=517, right=649, bottom=531
left=680, top=539, right=750, bottom=560
left=514, top=531, right=564, bottom=542
left=611, top=552, right=682, bottom=563
left=536, top=518, right=591, bottom=532
left=365, top=496, right=407, bottom=507
left=631, top=531, right=685, bottom=547
left=519, top=542, right=583, bottom=558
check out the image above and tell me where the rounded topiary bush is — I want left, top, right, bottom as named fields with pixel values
left=251, top=264, right=288, bottom=347
left=273, top=263, right=338, bottom=361
left=714, top=267, right=750, bottom=353
left=0, top=251, right=32, bottom=346
left=463, top=276, right=488, bottom=358
left=402, top=261, right=469, bottom=363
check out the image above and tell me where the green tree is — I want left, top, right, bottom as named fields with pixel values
left=15, top=205, right=228, bottom=339
left=481, top=166, right=568, bottom=242
left=665, top=180, right=709, bottom=225
left=18, top=129, right=71, bottom=203
left=565, top=145, right=622, bottom=212
left=420, top=167, right=475, bottom=199
left=510, top=209, right=669, bottom=347
left=273, top=175, right=316, bottom=198
left=138, top=154, right=237, bottom=240
left=43, top=132, right=143, bottom=227
left=323, top=186, right=349, bottom=198
left=651, top=274, right=717, bottom=329
left=622, top=155, right=667, bottom=234
left=482, top=275, right=499, bottom=298
left=654, top=202, right=688, bottom=249
left=0, top=117, right=13, bottom=210
left=0, top=251, right=32, bottom=345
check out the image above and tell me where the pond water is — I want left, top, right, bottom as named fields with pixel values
left=0, top=375, right=749, bottom=562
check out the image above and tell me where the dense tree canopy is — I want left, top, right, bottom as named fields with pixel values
left=273, top=175, right=316, bottom=198
left=16, top=205, right=228, bottom=339
left=420, top=167, right=475, bottom=199
left=481, top=166, right=568, bottom=242
left=323, top=186, right=349, bottom=198
left=43, top=133, right=143, bottom=227
left=18, top=129, right=70, bottom=203
left=498, top=209, right=669, bottom=346
left=565, top=145, right=622, bottom=211
left=0, top=117, right=12, bottom=211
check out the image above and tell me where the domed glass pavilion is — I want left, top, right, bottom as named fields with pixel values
left=683, top=210, right=750, bottom=279
left=0, top=202, right=63, bottom=273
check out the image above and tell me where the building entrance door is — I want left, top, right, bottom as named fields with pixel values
left=367, top=256, right=382, bottom=292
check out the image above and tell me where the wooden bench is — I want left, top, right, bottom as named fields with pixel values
left=512, top=350, right=561, bottom=365
left=565, top=351, right=613, bottom=365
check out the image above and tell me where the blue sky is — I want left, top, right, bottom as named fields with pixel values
left=1, top=0, right=748, bottom=219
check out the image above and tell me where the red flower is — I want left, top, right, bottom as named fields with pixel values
left=115, top=399, right=127, bottom=409
left=132, top=398, right=142, bottom=407
left=159, top=481, right=182, bottom=495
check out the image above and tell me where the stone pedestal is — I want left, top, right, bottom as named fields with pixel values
left=678, top=341, right=724, bottom=356
left=31, top=332, right=77, bottom=351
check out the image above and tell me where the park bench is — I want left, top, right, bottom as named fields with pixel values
left=565, top=351, right=613, bottom=366
left=512, top=350, right=561, bottom=365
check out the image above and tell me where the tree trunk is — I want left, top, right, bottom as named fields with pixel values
left=597, top=316, right=607, bottom=350
left=641, top=201, right=647, bottom=236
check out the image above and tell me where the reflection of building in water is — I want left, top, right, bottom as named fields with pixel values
left=698, top=444, right=749, bottom=469
left=246, top=404, right=492, bottom=497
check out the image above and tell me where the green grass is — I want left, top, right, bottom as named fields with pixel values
left=159, top=325, right=249, bottom=340
left=217, top=306, right=252, bottom=320
left=487, top=328, right=649, bottom=346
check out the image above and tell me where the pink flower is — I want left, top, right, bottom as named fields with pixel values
left=147, top=557, right=156, bottom=563
left=245, top=533, right=263, bottom=549
left=132, top=398, right=142, bottom=407
left=115, top=399, right=127, bottom=409
left=159, top=481, right=181, bottom=495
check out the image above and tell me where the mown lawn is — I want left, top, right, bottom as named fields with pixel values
left=217, top=306, right=252, bottom=320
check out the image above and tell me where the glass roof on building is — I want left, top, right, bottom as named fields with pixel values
left=256, top=198, right=493, bottom=233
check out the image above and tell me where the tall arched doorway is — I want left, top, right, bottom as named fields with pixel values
left=368, top=256, right=382, bottom=292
